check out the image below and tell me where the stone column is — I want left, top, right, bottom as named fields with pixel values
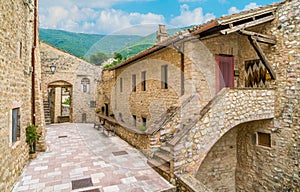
left=54, top=87, right=62, bottom=123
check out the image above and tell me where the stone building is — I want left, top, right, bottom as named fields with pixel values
left=0, top=0, right=45, bottom=191
left=97, top=0, right=299, bottom=191
left=40, top=42, right=102, bottom=124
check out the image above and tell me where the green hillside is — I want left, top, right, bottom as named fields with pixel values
left=39, top=26, right=194, bottom=61
left=39, top=29, right=105, bottom=58
left=39, top=28, right=142, bottom=58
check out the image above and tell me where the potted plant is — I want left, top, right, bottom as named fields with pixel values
left=95, top=108, right=101, bottom=114
left=26, top=124, right=42, bottom=158
left=140, top=125, right=147, bottom=132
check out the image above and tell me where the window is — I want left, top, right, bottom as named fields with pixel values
left=257, top=132, right=271, bottom=147
left=141, top=71, right=146, bottom=91
left=12, top=108, right=20, bottom=144
left=120, top=78, right=123, bottom=93
left=142, top=117, right=147, bottom=126
left=105, top=103, right=109, bottom=116
left=161, top=65, right=168, bottom=89
left=81, top=78, right=90, bottom=93
left=90, top=101, right=96, bottom=108
left=119, top=112, right=124, bottom=122
left=132, top=74, right=136, bottom=92
left=18, top=42, right=22, bottom=59
left=132, top=115, right=136, bottom=127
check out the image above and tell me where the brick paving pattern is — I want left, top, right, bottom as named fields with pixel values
left=13, top=123, right=174, bottom=192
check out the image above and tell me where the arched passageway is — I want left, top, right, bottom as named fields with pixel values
left=47, top=81, right=73, bottom=123
left=195, top=119, right=273, bottom=191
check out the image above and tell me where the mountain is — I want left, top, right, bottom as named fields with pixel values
left=39, top=29, right=142, bottom=58
left=39, top=26, right=195, bottom=60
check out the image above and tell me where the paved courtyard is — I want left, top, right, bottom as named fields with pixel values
left=13, top=123, right=174, bottom=192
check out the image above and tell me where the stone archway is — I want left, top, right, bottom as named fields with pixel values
left=194, top=119, right=273, bottom=191
left=47, top=81, right=73, bottom=123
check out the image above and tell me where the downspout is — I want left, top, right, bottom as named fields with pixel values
left=181, top=43, right=185, bottom=96
left=31, top=0, right=37, bottom=125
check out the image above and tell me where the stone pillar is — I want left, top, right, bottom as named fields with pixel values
left=54, top=87, right=62, bottom=123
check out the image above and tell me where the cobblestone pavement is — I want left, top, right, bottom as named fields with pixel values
left=13, top=123, right=174, bottom=192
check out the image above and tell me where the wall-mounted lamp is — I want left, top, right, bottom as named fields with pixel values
left=50, top=63, right=56, bottom=74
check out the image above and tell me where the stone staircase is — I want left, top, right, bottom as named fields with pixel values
left=148, top=94, right=201, bottom=181
left=147, top=88, right=275, bottom=184
left=43, top=101, right=51, bottom=125
left=147, top=144, right=174, bottom=181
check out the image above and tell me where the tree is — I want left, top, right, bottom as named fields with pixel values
left=90, top=52, right=109, bottom=65
left=113, top=52, right=122, bottom=60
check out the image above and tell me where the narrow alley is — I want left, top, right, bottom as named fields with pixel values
left=13, top=123, right=174, bottom=192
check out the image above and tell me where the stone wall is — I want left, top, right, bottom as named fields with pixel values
left=174, top=88, right=275, bottom=175
left=40, top=42, right=102, bottom=123
left=235, top=0, right=300, bottom=190
left=195, top=127, right=237, bottom=191
left=0, top=0, right=38, bottom=191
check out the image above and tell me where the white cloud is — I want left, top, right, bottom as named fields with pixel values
left=170, top=4, right=215, bottom=27
left=218, top=0, right=227, bottom=4
left=227, top=2, right=260, bottom=15
left=39, top=0, right=154, bottom=9
left=39, top=5, right=165, bottom=35
left=94, top=9, right=165, bottom=35
left=228, top=7, right=240, bottom=15
left=244, top=2, right=260, bottom=10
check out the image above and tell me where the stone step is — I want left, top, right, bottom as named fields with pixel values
left=160, top=146, right=171, bottom=154
left=147, top=158, right=170, bottom=174
left=154, top=151, right=173, bottom=162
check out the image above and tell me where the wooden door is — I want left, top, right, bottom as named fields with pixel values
left=216, top=55, right=234, bottom=93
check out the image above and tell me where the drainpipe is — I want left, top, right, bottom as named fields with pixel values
left=31, top=0, right=37, bottom=125
left=181, top=43, right=185, bottom=96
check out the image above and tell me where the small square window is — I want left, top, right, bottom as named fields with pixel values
left=90, top=101, right=96, bottom=108
left=257, top=132, right=271, bottom=147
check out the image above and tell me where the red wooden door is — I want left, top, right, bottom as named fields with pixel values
left=216, top=55, right=234, bottom=93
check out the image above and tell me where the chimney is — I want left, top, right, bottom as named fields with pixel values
left=156, top=24, right=168, bottom=43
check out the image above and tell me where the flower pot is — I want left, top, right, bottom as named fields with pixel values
left=29, top=153, right=37, bottom=159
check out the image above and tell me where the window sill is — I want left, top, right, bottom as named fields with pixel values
left=11, top=141, right=21, bottom=149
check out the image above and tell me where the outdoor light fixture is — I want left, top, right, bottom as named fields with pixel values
left=50, top=63, right=56, bottom=74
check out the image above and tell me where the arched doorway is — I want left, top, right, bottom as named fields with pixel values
left=47, top=81, right=73, bottom=123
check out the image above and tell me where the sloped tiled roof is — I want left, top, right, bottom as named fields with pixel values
left=108, top=1, right=281, bottom=70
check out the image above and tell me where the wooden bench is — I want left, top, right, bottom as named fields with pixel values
left=93, top=123, right=101, bottom=130
left=97, top=114, right=117, bottom=136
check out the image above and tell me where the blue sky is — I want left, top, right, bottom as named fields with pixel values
left=39, top=0, right=281, bottom=36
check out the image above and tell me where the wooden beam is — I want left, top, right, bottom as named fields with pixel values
left=255, top=36, right=276, bottom=45
left=249, top=36, right=276, bottom=80
left=218, top=6, right=278, bottom=25
left=240, top=30, right=276, bottom=45
left=220, top=15, right=274, bottom=35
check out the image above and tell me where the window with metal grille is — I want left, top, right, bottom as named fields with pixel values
left=141, top=71, right=146, bottom=91
left=12, top=108, right=20, bottom=144
left=257, top=132, right=271, bottom=147
left=161, top=65, right=168, bottom=89
left=81, top=78, right=90, bottom=93
left=90, top=101, right=96, bottom=108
